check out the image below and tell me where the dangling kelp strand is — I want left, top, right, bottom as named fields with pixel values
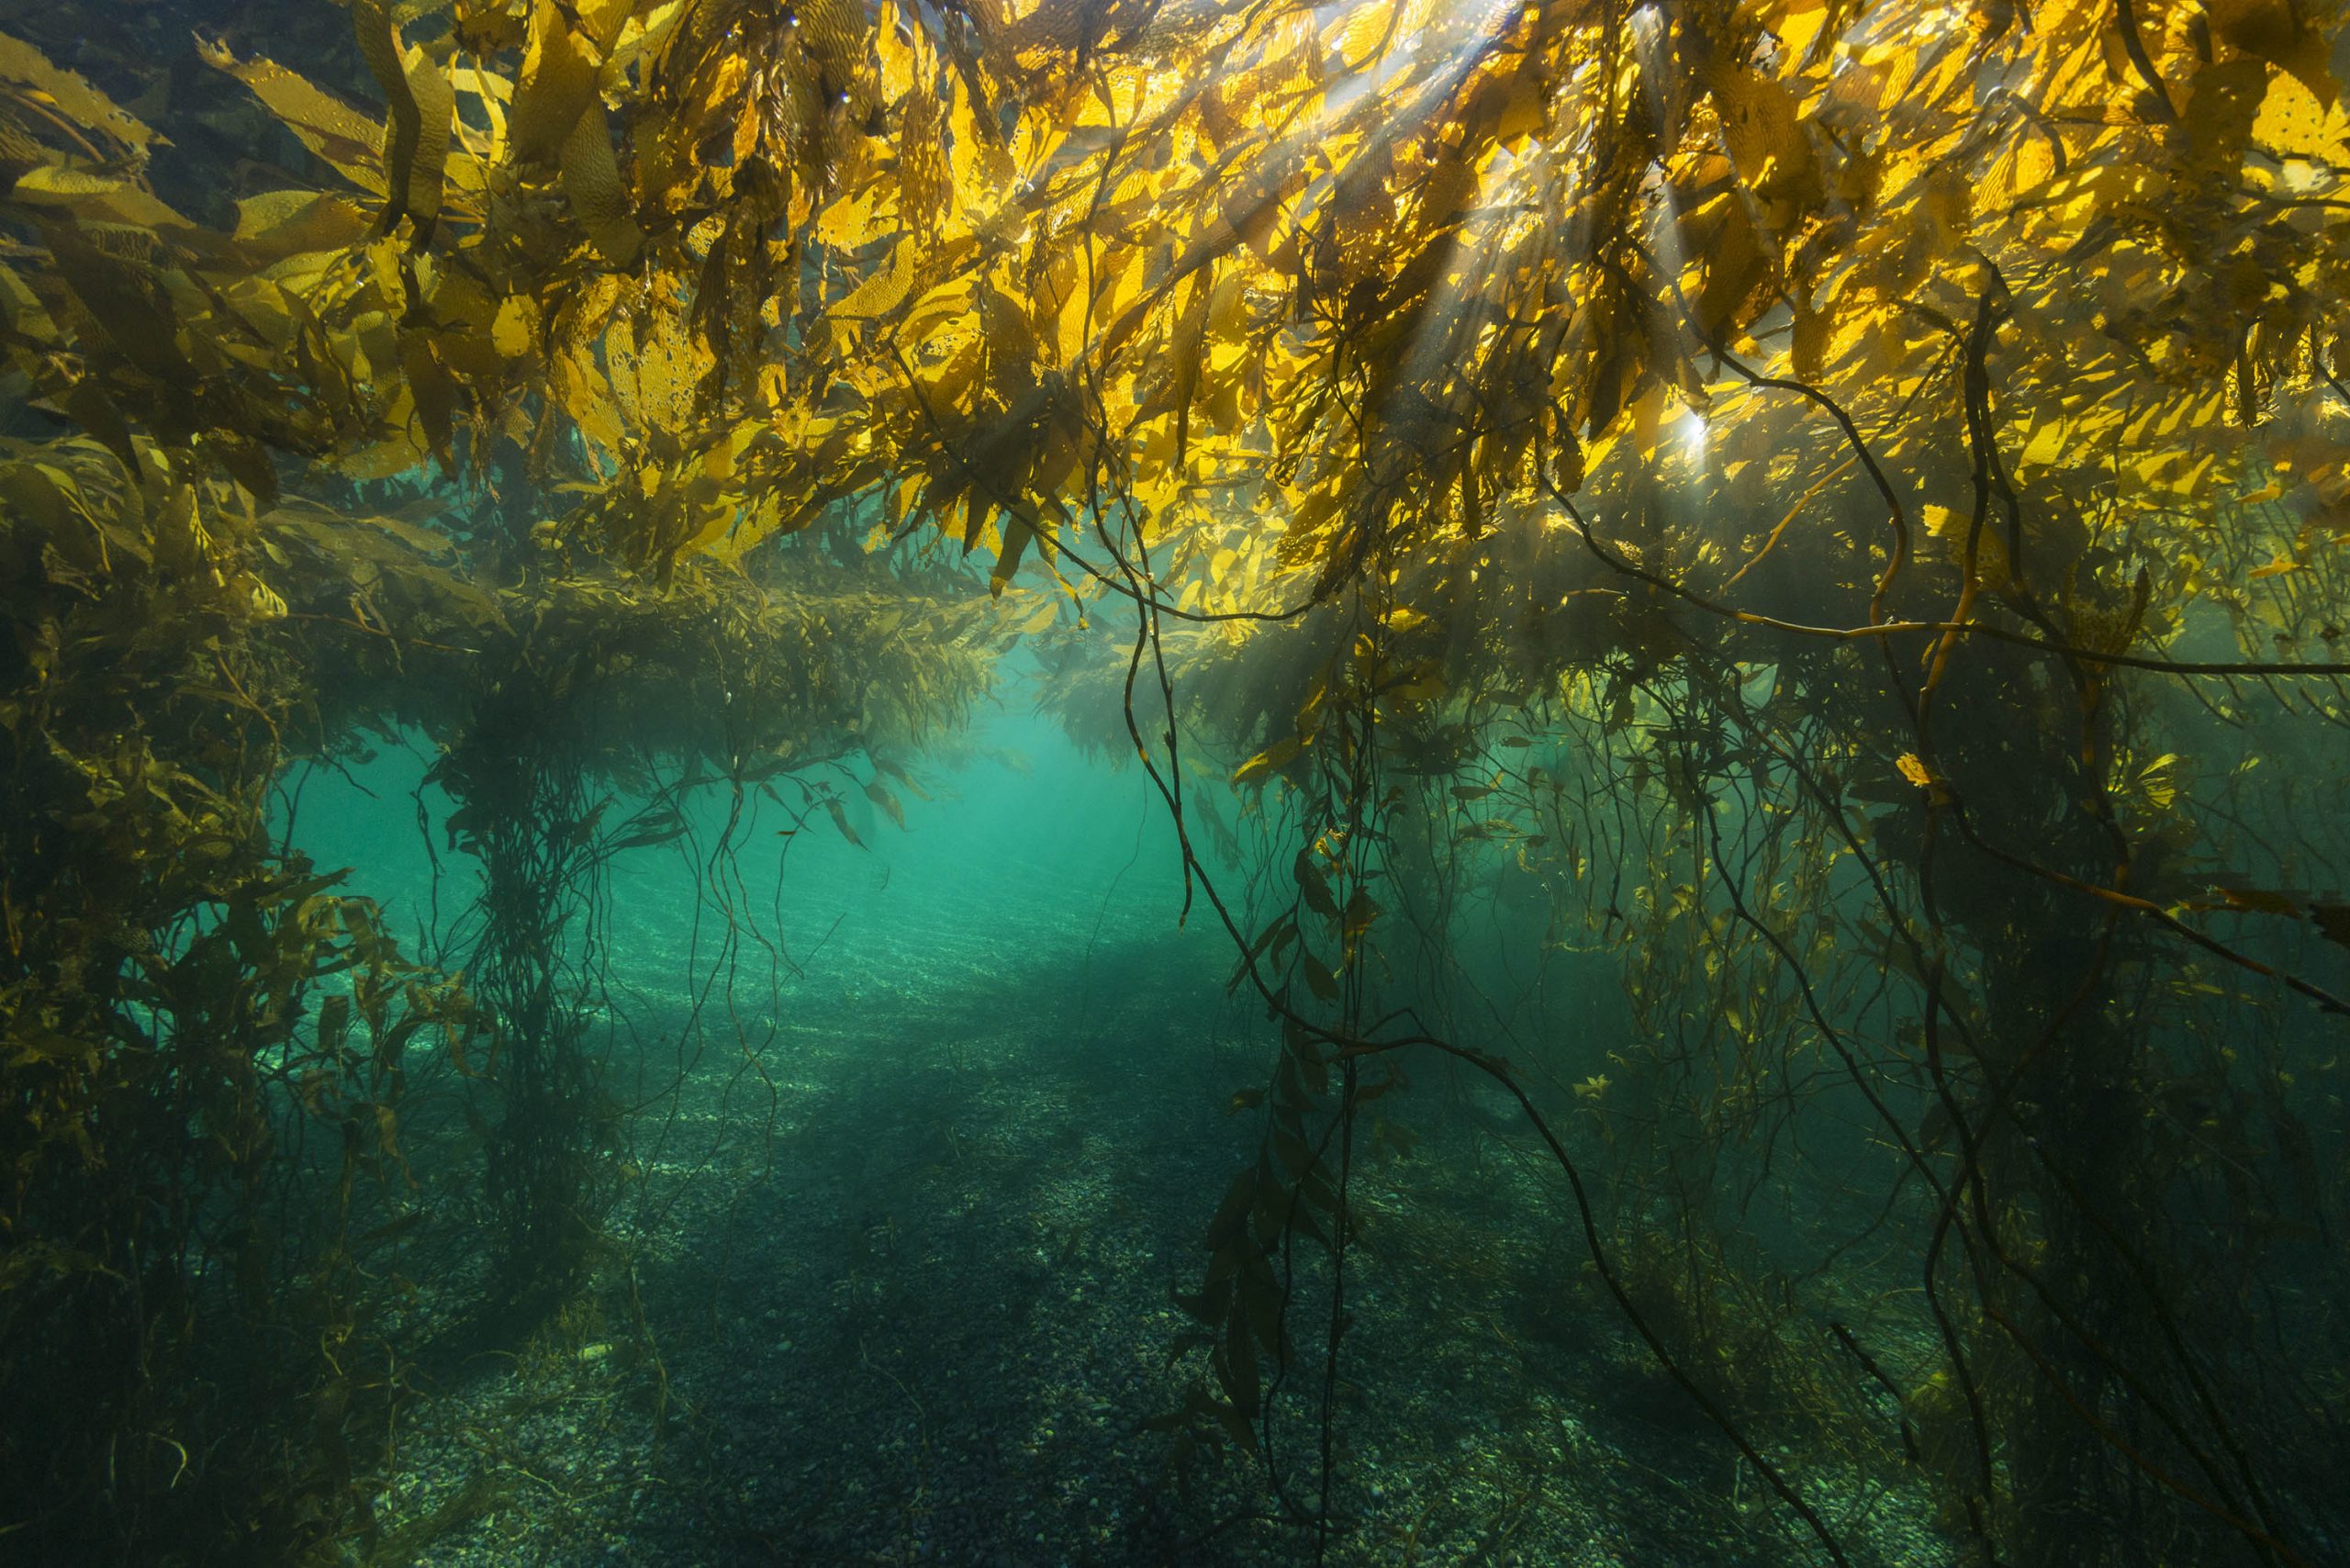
left=0, top=0, right=2346, bottom=1563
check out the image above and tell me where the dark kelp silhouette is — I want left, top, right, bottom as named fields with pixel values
left=0, top=2, right=2345, bottom=1563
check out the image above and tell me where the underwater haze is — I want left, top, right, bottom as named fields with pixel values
left=268, top=697, right=1929, bottom=1568
left=3, top=2, right=2349, bottom=1567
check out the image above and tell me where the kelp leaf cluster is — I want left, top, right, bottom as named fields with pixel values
left=0, top=0, right=2345, bottom=1562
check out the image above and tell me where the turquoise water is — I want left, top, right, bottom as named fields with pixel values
left=266, top=695, right=1941, bottom=1566
left=290, top=713, right=1194, bottom=998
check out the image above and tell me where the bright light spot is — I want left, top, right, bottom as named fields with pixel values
left=1675, top=407, right=1709, bottom=462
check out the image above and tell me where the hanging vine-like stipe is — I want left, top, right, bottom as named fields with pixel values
left=1, top=0, right=2346, bottom=1562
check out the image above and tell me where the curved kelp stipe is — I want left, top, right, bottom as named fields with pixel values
left=0, top=2, right=2345, bottom=1564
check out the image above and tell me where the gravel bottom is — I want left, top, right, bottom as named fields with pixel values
left=362, top=866, right=1947, bottom=1568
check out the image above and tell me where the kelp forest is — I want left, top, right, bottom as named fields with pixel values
left=1, top=0, right=2345, bottom=1562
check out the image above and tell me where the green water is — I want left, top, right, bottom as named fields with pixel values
left=262, top=700, right=1937, bottom=1566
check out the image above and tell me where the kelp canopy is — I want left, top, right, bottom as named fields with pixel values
left=0, top=0, right=2345, bottom=1562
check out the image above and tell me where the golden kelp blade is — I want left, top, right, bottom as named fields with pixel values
left=196, top=35, right=388, bottom=196
left=0, top=30, right=158, bottom=152
left=351, top=0, right=457, bottom=240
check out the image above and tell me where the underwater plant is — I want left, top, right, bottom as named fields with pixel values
left=0, top=0, right=2344, bottom=1562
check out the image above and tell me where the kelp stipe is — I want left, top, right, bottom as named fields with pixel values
left=0, top=0, right=2345, bottom=1563
left=0, top=432, right=480, bottom=1562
